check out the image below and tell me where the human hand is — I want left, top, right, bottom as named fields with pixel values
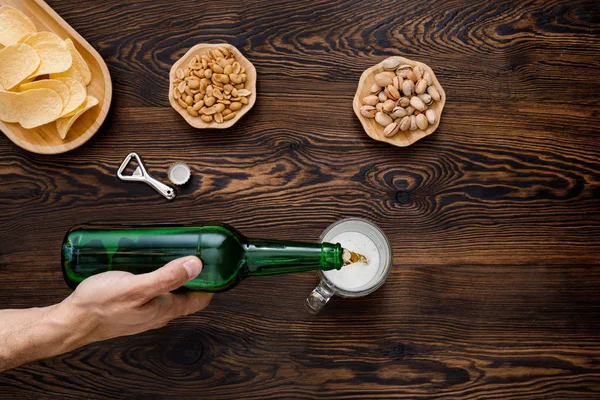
left=54, top=256, right=212, bottom=348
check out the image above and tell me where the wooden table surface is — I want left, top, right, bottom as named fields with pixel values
left=1, top=0, right=599, bottom=398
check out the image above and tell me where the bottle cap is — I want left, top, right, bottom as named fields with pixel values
left=167, top=162, right=191, bottom=185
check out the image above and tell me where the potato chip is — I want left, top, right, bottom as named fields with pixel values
left=50, top=38, right=91, bottom=86
left=0, top=43, right=40, bottom=90
left=17, top=31, right=38, bottom=44
left=53, top=77, right=86, bottom=116
left=20, top=79, right=70, bottom=113
left=0, top=6, right=37, bottom=47
left=17, top=88, right=63, bottom=129
left=56, top=95, right=98, bottom=139
left=20, top=31, right=72, bottom=76
left=0, top=90, right=20, bottom=122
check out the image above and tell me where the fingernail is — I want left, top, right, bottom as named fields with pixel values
left=183, top=257, right=202, bottom=279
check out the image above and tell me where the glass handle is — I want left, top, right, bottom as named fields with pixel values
left=305, top=280, right=335, bottom=314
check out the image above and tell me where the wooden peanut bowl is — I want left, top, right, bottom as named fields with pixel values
left=353, top=56, right=446, bottom=147
left=169, top=43, right=256, bottom=129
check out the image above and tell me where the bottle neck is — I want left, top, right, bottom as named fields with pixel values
left=243, top=239, right=343, bottom=276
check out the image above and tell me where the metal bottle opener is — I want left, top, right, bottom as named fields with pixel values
left=117, top=152, right=176, bottom=200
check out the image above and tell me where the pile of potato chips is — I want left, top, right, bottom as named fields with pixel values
left=0, top=5, right=97, bottom=139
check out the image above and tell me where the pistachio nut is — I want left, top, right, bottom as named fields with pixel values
left=385, top=84, right=400, bottom=100
left=399, top=116, right=411, bottom=131
left=402, top=80, right=414, bottom=96
left=383, top=99, right=396, bottom=112
left=370, top=83, right=382, bottom=94
left=375, top=72, right=393, bottom=87
left=413, top=65, right=424, bottom=80
left=405, top=106, right=415, bottom=115
left=410, top=96, right=427, bottom=111
left=396, top=64, right=412, bottom=78
left=399, top=97, right=410, bottom=107
left=418, top=93, right=433, bottom=105
left=416, top=114, right=428, bottom=130
left=415, top=78, right=428, bottom=94
left=392, top=76, right=403, bottom=90
left=410, top=115, right=417, bottom=130
left=360, top=105, right=376, bottom=118
left=427, top=86, right=441, bottom=101
left=392, top=106, right=407, bottom=119
left=375, top=111, right=393, bottom=127
left=363, top=95, right=379, bottom=106
left=376, top=103, right=384, bottom=113
left=382, top=57, right=401, bottom=70
left=378, top=91, right=387, bottom=102
left=384, top=122, right=400, bottom=137
left=425, top=109, right=437, bottom=125
left=406, top=70, right=417, bottom=83
left=423, top=71, right=433, bottom=86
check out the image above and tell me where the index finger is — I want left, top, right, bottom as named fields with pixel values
left=133, top=256, right=202, bottom=299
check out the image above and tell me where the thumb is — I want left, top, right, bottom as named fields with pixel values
left=135, top=256, right=202, bottom=299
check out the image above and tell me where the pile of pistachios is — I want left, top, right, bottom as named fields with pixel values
left=360, top=58, right=442, bottom=138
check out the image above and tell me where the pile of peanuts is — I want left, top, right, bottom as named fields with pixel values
left=172, top=46, right=251, bottom=124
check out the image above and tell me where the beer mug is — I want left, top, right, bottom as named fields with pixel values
left=305, top=218, right=392, bottom=314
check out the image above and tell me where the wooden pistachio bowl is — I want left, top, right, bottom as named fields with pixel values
left=353, top=56, right=446, bottom=147
left=169, top=43, right=256, bottom=129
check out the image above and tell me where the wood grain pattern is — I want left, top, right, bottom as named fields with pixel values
left=0, top=0, right=599, bottom=398
left=0, top=0, right=112, bottom=154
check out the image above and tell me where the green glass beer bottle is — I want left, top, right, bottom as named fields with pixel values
left=62, top=224, right=364, bottom=292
